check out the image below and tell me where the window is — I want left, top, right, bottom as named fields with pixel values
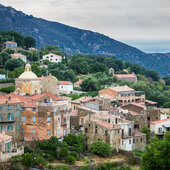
left=8, top=106, right=11, bottom=110
left=58, top=117, right=60, bottom=123
left=158, top=128, right=162, bottom=133
left=115, top=118, right=118, bottom=124
left=17, top=124, right=19, bottom=130
left=0, top=114, right=2, bottom=121
left=95, top=129, right=98, bottom=133
left=129, top=128, right=132, bottom=136
left=32, top=129, right=36, bottom=134
left=47, top=117, right=51, bottom=123
left=89, top=124, right=90, bottom=127
left=0, top=125, right=3, bottom=131
left=118, top=130, right=119, bottom=133
left=122, top=129, right=124, bottom=138
left=22, top=108, right=26, bottom=111
left=85, top=128, right=88, bottom=133
left=63, top=130, right=66, bottom=136
left=33, top=116, right=36, bottom=123
left=11, top=125, right=13, bottom=131
left=129, top=140, right=131, bottom=144
left=133, top=139, right=135, bottom=143
left=22, top=116, right=25, bottom=122
left=31, top=108, right=37, bottom=112
left=134, top=124, right=139, bottom=129
left=0, top=106, right=2, bottom=110
left=140, top=138, right=142, bottom=142
left=7, top=125, right=10, bottom=131
left=108, top=119, right=110, bottom=123
left=122, top=140, right=124, bottom=145
left=47, top=129, right=50, bottom=135
left=147, top=117, right=150, bottom=121
left=22, top=128, right=24, bottom=134
left=105, top=130, right=108, bottom=136
left=17, top=105, right=19, bottom=110
left=156, top=117, right=158, bottom=120
left=17, top=112, right=19, bottom=118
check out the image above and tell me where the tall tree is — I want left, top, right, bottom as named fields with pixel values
left=24, top=36, right=36, bottom=49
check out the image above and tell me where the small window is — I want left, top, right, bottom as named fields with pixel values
left=22, top=116, right=25, bottom=122
left=105, top=130, right=108, bottom=136
left=85, top=128, right=88, bottom=133
left=0, top=106, right=2, bottom=110
left=33, top=116, right=36, bottom=123
left=147, top=117, right=150, bottom=121
left=0, top=125, right=3, bottom=131
left=7, top=125, right=10, bottom=131
left=11, top=125, right=13, bottom=131
left=32, top=129, right=36, bottom=134
left=47, top=117, right=51, bottom=123
left=8, top=106, right=11, bottom=110
left=22, top=128, right=24, bottom=134
left=58, top=117, right=60, bottom=123
left=17, top=112, right=19, bottom=118
left=17, top=105, right=19, bottom=110
left=17, top=124, right=19, bottom=130
left=140, top=138, right=142, bottom=142
left=95, top=129, right=98, bottom=133
left=129, top=140, right=131, bottom=144
left=133, top=139, right=135, bottom=143
left=47, top=129, right=50, bottom=135
left=122, top=140, right=124, bottom=145
left=108, top=119, right=110, bottom=123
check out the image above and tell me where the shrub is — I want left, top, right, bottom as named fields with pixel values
left=33, top=154, right=47, bottom=166
left=0, top=85, right=15, bottom=93
left=21, top=153, right=33, bottom=167
left=83, top=157, right=89, bottom=164
left=24, top=145, right=33, bottom=153
left=12, top=165, right=21, bottom=170
left=48, top=156, right=54, bottom=163
left=132, top=150, right=144, bottom=157
left=9, top=155, right=21, bottom=163
left=119, top=164, right=132, bottom=170
left=97, top=162, right=118, bottom=170
left=65, top=155, right=76, bottom=165
left=89, top=141, right=112, bottom=157
left=58, top=147, right=69, bottom=160
left=128, top=157, right=136, bottom=165
left=70, top=152, right=78, bottom=160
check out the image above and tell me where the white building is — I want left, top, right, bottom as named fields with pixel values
left=58, top=81, right=73, bottom=94
left=0, top=74, right=6, bottom=80
left=42, top=53, right=62, bottom=63
left=150, top=119, right=170, bottom=135
left=11, top=53, right=27, bottom=63
left=5, top=41, right=17, bottom=49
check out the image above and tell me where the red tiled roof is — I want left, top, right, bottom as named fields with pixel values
left=96, top=121, right=120, bottom=130
left=29, top=93, right=61, bottom=101
left=151, top=119, right=170, bottom=124
left=22, top=101, right=38, bottom=108
left=121, top=102, right=146, bottom=109
left=145, top=99, right=157, bottom=105
left=72, top=96, right=92, bottom=104
left=74, top=80, right=82, bottom=85
left=43, top=53, right=62, bottom=58
left=5, top=41, right=16, bottom=44
left=0, top=133, right=12, bottom=141
left=133, top=131, right=146, bottom=137
left=59, top=81, right=72, bottom=85
left=115, top=74, right=136, bottom=78
left=11, top=53, right=26, bottom=58
left=0, top=94, right=28, bottom=104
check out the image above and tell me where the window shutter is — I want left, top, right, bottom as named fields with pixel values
left=7, top=113, right=9, bottom=121
left=11, top=113, right=13, bottom=120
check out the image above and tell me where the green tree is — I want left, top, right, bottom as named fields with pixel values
left=65, top=155, right=76, bottom=165
left=21, top=153, right=33, bottom=167
left=31, top=64, right=42, bottom=77
left=89, top=141, right=112, bottom=157
left=163, top=102, right=170, bottom=108
left=140, top=126, right=151, bottom=142
left=141, top=132, right=170, bottom=170
left=0, top=85, right=15, bottom=93
left=24, top=36, right=36, bottom=49
left=4, top=59, right=24, bottom=71
left=80, top=76, right=100, bottom=92
left=0, top=51, right=11, bottom=65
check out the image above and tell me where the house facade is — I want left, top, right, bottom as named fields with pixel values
left=11, top=53, right=27, bottom=63
left=58, top=81, right=73, bottom=94
left=42, top=53, right=62, bottom=63
left=5, top=41, right=17, bottom=49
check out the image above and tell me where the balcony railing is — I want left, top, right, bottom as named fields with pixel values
left=0, top=119, right=15, bottom=123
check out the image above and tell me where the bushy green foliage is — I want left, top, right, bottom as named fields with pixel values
left=140, top=126, right=151, bottom=142
left=4, top=58, right=24, bottom=71
left=141, top=132, right=170, bottom=170
left=97, top=162, right=118, bottom=170
left=58, top=147, right=69, bottom=160
left=0, top=78, right=14, bottom=84
left=65, top=155, right=76, bottom=164
left=70, top=152, right=78, bottom=160
left=24, top=145, right=33, bottom=153
left=132, top=150, right=144, bottom=157
left=128, top=157, right=136, bottom=165
left=9, top=155, right=22, bottom=163
left=24, top=36, right=36, bottom=49
left=89, top=141, right=112, bottom=157
left=21, top=153, right=33, bottom=167
left=0, top=85, right=15, bottom=93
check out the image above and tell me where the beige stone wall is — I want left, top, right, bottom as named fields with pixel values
left=41, top=75, right=59, bottom=96
left=99, top=88, right=117, bottom=99
left=132, top=135, right=146, bottom=151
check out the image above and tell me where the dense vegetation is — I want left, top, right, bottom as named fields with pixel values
left=0, top=31, right=169, bottom=107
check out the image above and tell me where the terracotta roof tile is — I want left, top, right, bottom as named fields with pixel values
left=29, top=93, right=61, bottom=101
left=96, top=121, right=120, bottom=130
left=43, top=53, right=62, bottom=58
left=145, top=99, right=157, bottom=105
left=72, top=96, right=92, bottom=104
left=151, top=119, right=170, bottom=124
left=59, top=81, right=72, bottom=85
left=132, top=131, right=146, bottom=137
left=108, top=86, right=135, bottom=92
left=22, top=101, right=38, bottom=108
left=74, top=80, right=82, bottom=85
left=0, top=133, right=12, bottom=141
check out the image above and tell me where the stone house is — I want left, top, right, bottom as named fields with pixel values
left=0, top=94, right=28, bottom=142
left=5, top=41, right=17, bottom=49
left=11, top=53, right=27, bottom=63
left=58, top=81, right=73, bottom=94
left=114, top=73, right=137, bottom=82
left=150, top=119, right=170, bottom=137
left=99, top=86, right=145, bottom=104
left=83, top=121, right=121, bottom=151
left=21, top=101, right=70, bottom=141
left=0, top=133, right=24, bottom=162
left=132, top=131, right=146, bottom=151
left=42, top=53, right=62, bottom=63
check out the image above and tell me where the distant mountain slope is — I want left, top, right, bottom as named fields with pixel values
left=0, top=4, right=169, bottom=76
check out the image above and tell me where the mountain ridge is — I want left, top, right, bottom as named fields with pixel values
left=0, top=4, right=169, bottom=76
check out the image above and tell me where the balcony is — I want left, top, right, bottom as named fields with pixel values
left=0, top=119, right=15, bottom=123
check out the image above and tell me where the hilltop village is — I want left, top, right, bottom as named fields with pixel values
left=0, top=32, right=170, bottom=169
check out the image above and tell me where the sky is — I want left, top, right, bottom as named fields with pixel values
left=1, top=0, right=170, bottom=53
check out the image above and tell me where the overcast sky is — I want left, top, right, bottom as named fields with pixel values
left=1, top=0, right=170, bottom=52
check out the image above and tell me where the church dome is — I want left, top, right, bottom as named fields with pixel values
left=18, top=63, right=38, bottom=79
